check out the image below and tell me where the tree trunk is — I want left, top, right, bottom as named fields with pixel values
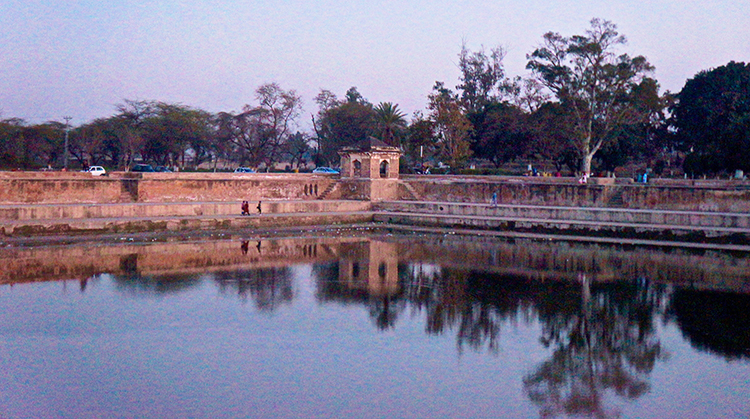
left=581, top=152, right=594, bottom=176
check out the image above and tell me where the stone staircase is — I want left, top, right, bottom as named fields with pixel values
left=606, top=186, right=625, bottom=208
left=400, top=182, right=423, bottom=201
left=317, top=182, right=339, bottom=200
left=373, top=201, right=750, bottom=246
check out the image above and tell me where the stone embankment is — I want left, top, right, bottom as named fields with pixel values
left=2, top=172, right=750, bottom=246
left=0, top=200, right=372, bottom=237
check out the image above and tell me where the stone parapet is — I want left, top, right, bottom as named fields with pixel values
left=0, top=200, right=371, bottom=221
left=399, top=177, right=750, bottom=212
left=0, top=173, right=339, bottom=204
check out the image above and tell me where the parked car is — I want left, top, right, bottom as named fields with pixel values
left=155, top=166, right=172, bottom=172
left=312, top=167, right=339, bottom=174
left=84, top=166, right=107, bottom=176
left=234, top=167, right=255, bottom=173
left=131, top=164, right=155, bottom=172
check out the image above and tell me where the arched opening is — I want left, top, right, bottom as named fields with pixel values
left=352, top=262, right=360, bottom=278
left=353, top=160, right=362, bottom=177
left=379, top=160, right=388, bottom=178
left=378, top=262, right=387, bottom=281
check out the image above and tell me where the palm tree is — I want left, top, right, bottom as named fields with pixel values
left=374, top=102, right=407, bottom=146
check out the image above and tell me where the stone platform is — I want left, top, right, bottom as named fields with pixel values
left=2, top=199, right=750, bottom=249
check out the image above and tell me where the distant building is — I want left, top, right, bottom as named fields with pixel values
left=338, top=137, right=401, bottom=180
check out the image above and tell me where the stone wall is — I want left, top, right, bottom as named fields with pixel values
left=2, top=172, right=750, bottom=212
left=399, top=176, right=750, bottom=212
left=0, top=178, right=124, bottom=204
left=0, top=172, right=339, bottom=204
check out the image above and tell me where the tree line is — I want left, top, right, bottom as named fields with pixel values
left=2, top=18, right=748, bottom=176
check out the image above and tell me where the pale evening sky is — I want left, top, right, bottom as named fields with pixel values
left=1, top=0, right=748, bottom=129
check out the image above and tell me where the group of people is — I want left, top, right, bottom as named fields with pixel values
left=241, top=200, right=262, bottom=216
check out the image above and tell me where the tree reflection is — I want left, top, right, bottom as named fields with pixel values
left=523, top=276, right=666, bottom=419
left=399, top=264, right=670, bottom=417
left=112, top=273, right=204, bottom=295
left=214, top=267, right=293, bottom=311
left=403, top=265, right=503, bottom=352
left=311, top=242, right=749, bottom=418
left=668, top=288, right=750, bottom=360
left=368, top=296, right=406, bottom=330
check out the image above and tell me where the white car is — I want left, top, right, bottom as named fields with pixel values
left=86, top=166, right=107, bottom=176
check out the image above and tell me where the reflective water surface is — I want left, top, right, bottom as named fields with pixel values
left=1, top=233, right=749, bottom=418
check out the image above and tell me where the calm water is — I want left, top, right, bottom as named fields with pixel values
left=0, top=233, right=749, bottom=418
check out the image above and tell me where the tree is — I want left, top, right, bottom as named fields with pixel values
left=0, top=118, right=68, bottom=169
left=593, top=78, right=669, bottom=174
left=428, top=82, right=473, bottom=168
left=252, top=83, right=303, bottom=170
left=112, top=100, right=155, bottom=169
left=140, top=102, right=214, bottom=168
left=26, top=122, right=66, bottom=168
left=456, top=44, right=533, bottom=169
left=402, top=111, right=436, bottom=169
left=671, top=61, right=750, bottom=175
left=217, top=83, right=302, bottom=170
left=527, top=18, right=656, bottom=175
left=473, top=102, right=531, bottom=168
left=70, top=119, right=109, bottom=167
left=457, top=43, right=509, bottom=114
left=282, top=131, right=311, bottom=170
left=312, top=87, right=376, bottom=165
left=527, top=102, right=579, bottom=173
left=0, top=118, right=28, bottom=169
left=374, top=102, right=407, bottom=146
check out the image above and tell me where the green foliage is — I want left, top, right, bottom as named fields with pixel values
left=313, top=87, right=377, bottom=165
left=374, top=102, right=407, bottom=146
left=401, top=111, right=436, bottom=167
left=470, top=102, right=530, bottom=167
left=526, top=102, right=579, bottom=172
left=672, top=61, right=750, bottom=175
left=428, top=82, right=473, bottom=168
left=0, top=118, right=66, bottom=169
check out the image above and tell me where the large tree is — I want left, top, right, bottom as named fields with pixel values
left=456, top=44, right=538, bottom=169
left=140, top=102, right=215, bottom=168
left=312, top=87, right=376, bottom=166
left=526, top=102, right=579, bottom=173
left=217, top=83, right=302, bottom=170
left=527, top=18, right=657, bottom=175
left=671, top=61, right=750, bottom=175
